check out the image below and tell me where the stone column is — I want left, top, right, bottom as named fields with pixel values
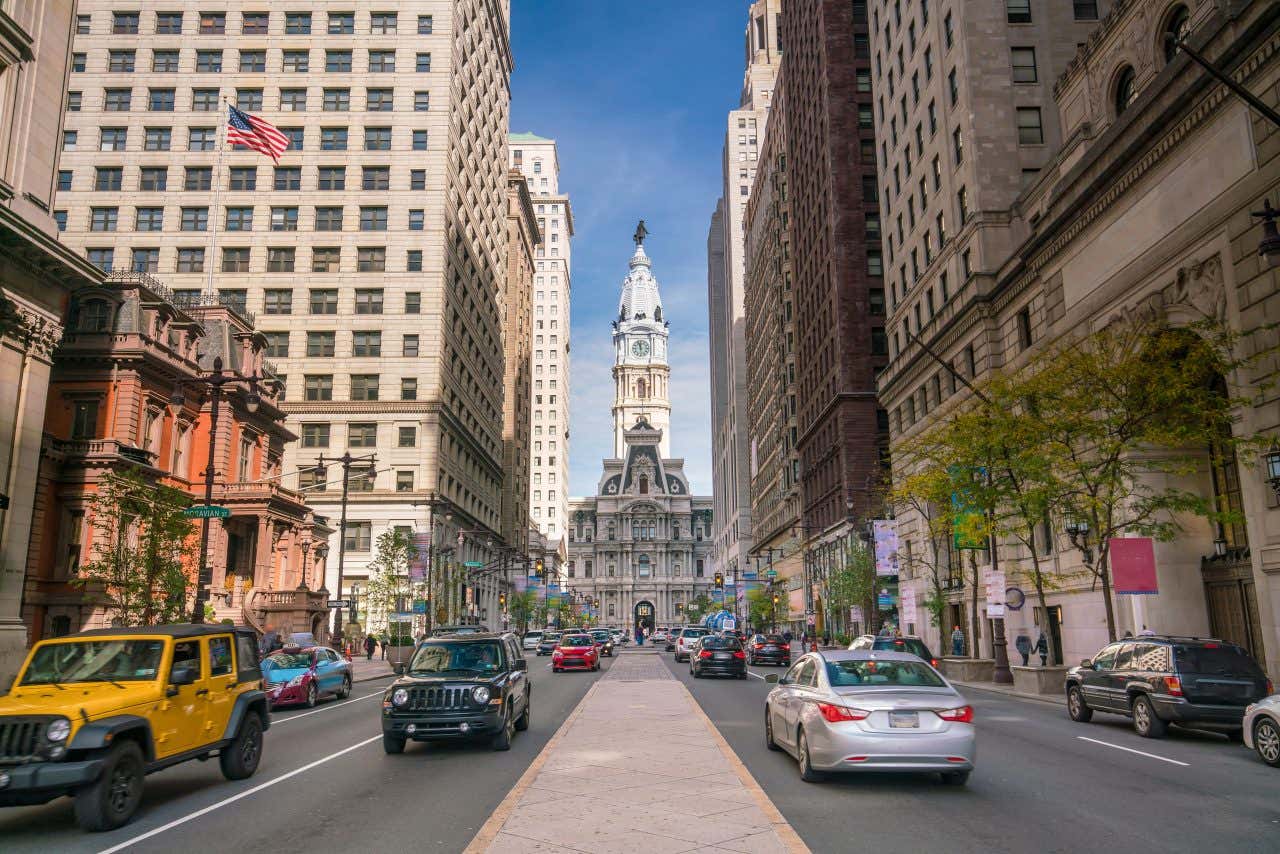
left=253, top=515, right=272, bottom=589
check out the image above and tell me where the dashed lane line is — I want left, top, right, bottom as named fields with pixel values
left=269, top=687, right=385, bottom=726
left=1077, top=736, right=1190, bottom=767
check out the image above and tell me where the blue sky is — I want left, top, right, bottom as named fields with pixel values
left=510, top=1, right=748, bottom=498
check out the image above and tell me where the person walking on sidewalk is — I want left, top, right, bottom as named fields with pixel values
left=951, top=625, right=964, bottom=657
left=1015, top=633, right=1031, bottom=666
left=379, top=632, right=390, bottom=660
left=1035, top=630, right=1049, bottom=667
left=364, top=634, right=377, bottom=661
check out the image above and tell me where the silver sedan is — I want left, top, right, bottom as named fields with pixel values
left=1243, top=694, right=1280, bottom=767
left=764, top=650, right=976, bottom=784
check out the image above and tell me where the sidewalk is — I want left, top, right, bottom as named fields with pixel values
left=466, top=651, right=809, bottom=854
left=951, top=679, right=1067, bottom=707
left=346, top=656, right=395, bottom=683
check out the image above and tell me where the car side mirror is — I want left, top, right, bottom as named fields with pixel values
left=765, top=673, right=780, bottom=684
left=1080, top=658, right=1092, bottom=668
left=515, top=659, right=528, bottom=671
left=168, top=665, right=197, bottom=695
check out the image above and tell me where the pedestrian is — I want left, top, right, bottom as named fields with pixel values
left=1015, top=633, right=1031, bottom=667
left=1035, top=630, right=1048, bottom=667
left=823, top=632, right=831, bottom=648
left=1122, top=629, right=1134, bottom=639
left=364, top=634, right=376, bottom=661
left=783, top=629, right=793, bottom=647
left=951, top=625, right=964, bottom=657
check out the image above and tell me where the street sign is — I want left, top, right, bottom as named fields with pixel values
left=464, top=560, right=484, bottom=568
left=766, top=570, right=778, bottom=578
left=326, top=600, right=351, bottom=609
left=184, top=504, right=230, bottom=519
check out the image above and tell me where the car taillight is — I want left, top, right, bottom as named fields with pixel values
left=937, top=706, right=974, bottom=723
left=1266, top=679, right=1274, bottom=696
left=816, top=703, right=869, bottom=723
left=930, top=659, right=939, bottom=667
left=698, top=650, right=712, bottom=659
left=733, top=650, right=746, bottom=659
left=1163, top=676, right=1183, bottom=697
left=754, top=643, right=764, bottom=649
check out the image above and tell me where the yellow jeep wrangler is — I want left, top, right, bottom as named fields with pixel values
left=0, top=624, right=269, bottom=831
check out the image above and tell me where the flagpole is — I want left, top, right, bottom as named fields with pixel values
left=204, top=97, right=230, bottom=295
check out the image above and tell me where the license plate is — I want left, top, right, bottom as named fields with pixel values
left=889, top=711, right=919, bottom=729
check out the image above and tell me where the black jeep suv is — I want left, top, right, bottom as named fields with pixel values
left=1066, top=635, right=1271, bottom=739
left=382, top=633, right=530, bottom=753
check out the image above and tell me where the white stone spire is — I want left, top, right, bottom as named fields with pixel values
left=618, top=244, right=665, bottom=324
left=612, top=231, right=671, bottom=458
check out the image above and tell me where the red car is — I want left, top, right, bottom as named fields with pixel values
left=552, top=633, right=600, bottom=672
left=262, top=646, right=352, bottom=708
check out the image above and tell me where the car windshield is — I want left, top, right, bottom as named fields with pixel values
left=590, top=632, right=610, bottom=641
left=702, top=637, right=741, bottom=650
left=408, top=641, right=503, bottom=675
left=524, top=632, right=542, bottom=639
left=264, top=652, right=313, bottom=669
left=825, top=658, right=947, bottom=688
left=683, top=629, right=711, bottom=638
left=21, top=639, right=166, bottom=685
left=1174, top=644, right=1263, bottom=677
left=873, top=638, right=933, bottom=659
left=561, top=635, right=593, bottom=647
left=541, top=633, right=562, bottom=643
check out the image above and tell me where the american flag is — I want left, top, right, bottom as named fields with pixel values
left=226, top=105, right=289, bottom=162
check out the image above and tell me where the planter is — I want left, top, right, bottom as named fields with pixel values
left=941, top=657, right=994, bottom=682
left=1011, top=665, right=1069, bottom=696
left=386, top=644, right=416, bottom=667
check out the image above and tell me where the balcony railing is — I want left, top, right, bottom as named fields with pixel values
left=55, top=438, right=158, bottom=467
left=216, top=481, right=307, bottom=504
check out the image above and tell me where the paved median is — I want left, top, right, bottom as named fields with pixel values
left=466, top=651, right=808, bottom=854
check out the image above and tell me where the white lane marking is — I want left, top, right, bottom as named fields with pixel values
left=747, top=670, right=766, bottom=681
left=270, top=688, right=383, bottom=725
left=1076, top=736, right=1190, bottom=767
left=95, top=734, right=382, bottom=854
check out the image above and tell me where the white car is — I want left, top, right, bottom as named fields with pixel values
left=522, top=630, right=544, bottom=651
left=674, top=627, right=714, bottom=662
left=652, top=630, right=670, bottom=644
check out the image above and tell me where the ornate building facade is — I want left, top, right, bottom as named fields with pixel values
left=564, top=234, right=713, bottom=631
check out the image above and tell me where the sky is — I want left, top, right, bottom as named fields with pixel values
left=509, top=1, right=748, bottom=498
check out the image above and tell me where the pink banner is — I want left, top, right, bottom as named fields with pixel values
left=1110, top=537, right=1158, bottom=595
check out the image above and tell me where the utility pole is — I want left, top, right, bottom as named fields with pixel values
left=315, top=450, right=376, bottom=646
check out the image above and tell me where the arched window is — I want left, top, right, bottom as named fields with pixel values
left=607, top=603, right=616, bottom=617
left=1163, top=5, right=1191, bottom=64
left=79, top=299, right=113, bottom=332
left=637, top=378, right=647, bottom=399
left=639, top=474, right=649, bottom=494
left=1114, top=66, right=1137, bottom=117
left=638, top=555, right=651, bottom=577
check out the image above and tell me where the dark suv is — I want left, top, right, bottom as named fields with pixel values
left=849, top=634, right=939, bottom=667
left=1066, top=635, right=1272, bottom=739
left=382, top=633, right=530, bottom=753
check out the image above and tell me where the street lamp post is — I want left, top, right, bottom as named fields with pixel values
left=168, top=355, right=262, bottom=624
left=314, top=451, right=376, bottom=645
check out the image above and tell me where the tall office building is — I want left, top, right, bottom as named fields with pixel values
left=0, top=0, right=100, bottom=684
left=708, top=0, right=781, bottom=592
left=57, top=3, right=516, bottom=624
left=508, top=133, right=572, bottom=550
left=500, top=170, right=538, bottom=553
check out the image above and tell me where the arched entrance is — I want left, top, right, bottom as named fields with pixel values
left=634, top=600, right=655, bottom=634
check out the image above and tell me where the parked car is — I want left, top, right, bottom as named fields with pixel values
left=521, top=630, right=544, bottom=651
left=0, top=624, right=268, bottom=831
left=674, top=627, right=714, bottom=662
left=262, top=646, right=352, bottom=708
left=748, top=634, right=792, bottom=667
left=589, top=629, right=616, bottom=657
left=382, top=632, right=529, bottom=753
left=1243, top=694, right=1280, bottom=767
left=765, top=651, right=975, bottom=784
left=652, top=629, right=670, bottom=644
left=553, top=634, right=600, bottom=672
left=1065, top=635, right=1272, bottom=739
left=611, top=630, right=627, bottom=645
left=848, top=635, right=939, bottom=667
left=432, top=625, right=490, bottom=637
left=536, top=631, right=563, bottom=656
left=691, top=635, right=748, bottom=679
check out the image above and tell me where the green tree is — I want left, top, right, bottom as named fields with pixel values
left=684, top=593, right=714, bottom=625
left=746, top=587, right=778, bottom=631
left=827, top=541, right=878, bottom=636
left=74, top=468, right=196, bottom=625
left=365, top=529, right=417, bottom=641
left=508, top=589, right=539, bottom=635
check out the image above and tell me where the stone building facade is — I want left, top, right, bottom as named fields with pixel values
left=0, top=0, right=102, bottom=685
left=885, top=0, right=1280, bottom=677
left=55, top=2, right=516, bottom=627
left=23, top=273, right=331, bottom=641
left=565, top=237, right=714, bottom=631
left=500, top=170, right=538, bottom=553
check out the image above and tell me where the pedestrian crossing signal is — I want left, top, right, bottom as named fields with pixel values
left=714, top=572, right=724, bottom=589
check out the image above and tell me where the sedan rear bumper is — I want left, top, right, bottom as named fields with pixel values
left=695, top=661, right=746, bottom=676
left=807, top=722, right=976, bottom=773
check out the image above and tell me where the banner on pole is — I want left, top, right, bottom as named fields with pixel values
left=410, top=532, right=431, bottom=581
left=1111, top=537, right=1158, bottom=594
left=872, top=520, right=900, bottom=577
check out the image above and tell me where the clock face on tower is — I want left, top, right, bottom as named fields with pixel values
left=631, top=340, right=650, bottom=358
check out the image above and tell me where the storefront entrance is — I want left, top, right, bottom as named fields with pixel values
left=634, top=600, right=655, bottom=633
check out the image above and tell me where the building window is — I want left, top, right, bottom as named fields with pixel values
left=312, top=249, right=340, bottom=273
left=90, top=208, right=118, bottom=232
left=175, top=248, right=204, bottom=272
left=350, top=375, right=379, bottom=401
left=1017, top=308, right=1033, bottom=351
left=328, top=12, right=354, bottom=34
left=222, top=248, right=250, bottom=272
left=224, top=207, right=252, bottom=231
left=367, top=89, right=394, bottom=111
left=1163, top=6, right=1191, bottom=64
left=320, top=127, right=348, bottom=151
left=355, top=289, right=384, bottom=314
left=322, top=89, right=350, bottom=112
left=398, top=426, right=416, bottom=447
left=948, top=68, right=958, bottom=105
left=1006, top=0, right=1032, bottom=24
left=368, top=50, right=396, bottom=73
left=1114, top=67, right=1137, bottom=117
left=309, top=289, right=338, bottom=315
left=1011, top=48, right=1037, bottom=83
left=104, top=89, right=132, bottom=112
left=1073, top=1, right=1099, bottom=21
left=157, top=11, right=185, bottom=33
left=400, top=378, right=417, bottom=400
left=952, top=127, right=964, bottom=164
left=416, top=53, right=431, bottom=73
left=871, top=328, right=888, bottom=356
left=113, top=11, right=139, bottom=33
left=406, top=251, right=423, bottom=272
left=396, top=471, right=415, bottom=493
left=282, top=50, right=309, bottom=73
left=353, top=330, right=381, bottom=357
left=304, top=375, right=333, bottom=401
left=358, top=248, right=386, bottom=272
left=344, top=522, right=372, bottom=552
left=195, top=50, right=222, bottom=72
left=152, top=51, right=179, bottom=73
left=267, top=248, right=295, bottom=272
left=360, top=207, right=388, bottom=231
left=867, top=250, right=883, bottom=277
left=71, top=400, right=100, bottom=438
left=285, top=12, right=311, bottom=33
left=957, top=186, right=969, bottom=225
left=262, top=332, right=289, bottom=358
left=306, top=332, right=335, bottom=357
left=349, top=423, right=377, bottom=448
left=408, top=210, right=425, bottom=231
left=1016, top=107, right=1044, bottom=144
left=414, top=91, right=431, bottom=111
left=274, top=167, right=301, bottom=191
left=228, top=167, right=257, bottom=191
left=315, top=207, right=344, bottom=231
left=365, top=127, right=392, bottom=151
left=412, top=130, right=429, bottom=151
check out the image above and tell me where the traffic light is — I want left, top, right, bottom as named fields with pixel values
left=535, top=559, right=544, bottom=579
left=714, top=572, right=724, bottom=589
left=499, top=592, right=507, bottom=608
left=772, top=594, right=780, bottom=606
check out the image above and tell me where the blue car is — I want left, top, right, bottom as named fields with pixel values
left=262, top=646, right=352, bottom=708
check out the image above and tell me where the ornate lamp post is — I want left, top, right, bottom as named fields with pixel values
left=313, top=450, right=376, bottom=645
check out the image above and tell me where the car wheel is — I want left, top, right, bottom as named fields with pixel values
left=304, top=682, right=318, bottom=709
left=382, top=734, right=406, bottom=754
left=1067, top=685, right=1093, bottom=723
left=492, top=709, right=514, bottom=751
left=941, top=770, right=971, bottom=786
left=515, top=692, right=531, bottom=732
left=73, top=740, right=145, bottom=832
left=219, top=711, right=264, bottom=780
left=797, top=729, right=823, bottom=783
left=553, top=666, right=561, bottom=673
left=765, top=707, right=780, bottom=751
left=1253, top=717, right=1280, bottom=767
left=1132, top=695, right=1167, bottom=738
left=337, top=675, right=352, bottom=699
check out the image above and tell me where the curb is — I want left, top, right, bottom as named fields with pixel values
left=352, top=670, right=396, bottom=684
left=953, top=680, right=1067, bottom=707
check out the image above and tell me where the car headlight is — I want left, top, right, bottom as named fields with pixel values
left=392, top=688, right=409, bottom=706
left=473, top=686, right=491, bottom=705
left=46, top=718, right=70, bottom=743
left=287, top=674, right=306, bottom=687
